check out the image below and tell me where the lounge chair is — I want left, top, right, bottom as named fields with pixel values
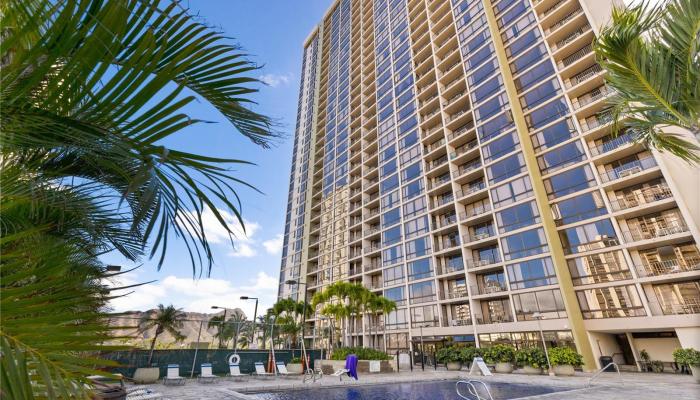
left=163, top=364, right=186, bottom=385
left=275, top=361, right=297, bottom=378
left=331, top=368, right=351, bottom=381
left=252, top=361, right=274, bottom=379
left=197, top=363, right=217, bottom=384
left=227, top=363, right=248, bottom=381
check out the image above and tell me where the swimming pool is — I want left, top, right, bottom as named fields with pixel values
left=250, top=380, right=569, bottom=400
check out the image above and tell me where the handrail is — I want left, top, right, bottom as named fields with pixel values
left=588, top=362, right=622, bottom=387
left=456, top=379, right=494, bottom=400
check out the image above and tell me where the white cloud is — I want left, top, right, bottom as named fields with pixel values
left=262, top=234, right=283, bottom=255
left=181, top=207, right=261, bottom=258
left=259, top=73, right=293, bottom=88
left=109, top=271, right=279, bottom=317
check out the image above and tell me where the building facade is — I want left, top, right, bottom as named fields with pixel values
left=278, top=0, right=700, bottom=370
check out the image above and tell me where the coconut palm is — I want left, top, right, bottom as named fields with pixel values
left=138, top=304, right=186, bottom=365
left=593, top=0, right=700, bottom=162
left=226, top=310, right=248, bottom=350
left=208, top=315, right=232, bottom=349
left=365, top=295, right=397, bottom=350
left=270, top=298, right=308, bottom=348
left=1, top=0, right=274, bottom=395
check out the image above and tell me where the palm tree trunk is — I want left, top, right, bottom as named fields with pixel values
left=147, top=332, right=160, bottom=365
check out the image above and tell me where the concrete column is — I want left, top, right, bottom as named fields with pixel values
left=676, top=327, right=700, bottom=349
left=626, top=332, right=642, bottom=372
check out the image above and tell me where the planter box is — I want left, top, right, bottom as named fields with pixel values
left=553, top=365, right=575, bottom=376
left=317, top=359, right=395, bottom=374
left=521, top=365, right=542, bottom=375
left=133, top=367, right=160, bottom=384
left=286, top=363, right=303, bottom=374
left=446, top=362, right=462, bottom=371
left=495, top=363, right=513, bottom=373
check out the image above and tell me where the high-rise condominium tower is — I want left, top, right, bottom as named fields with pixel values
left=278, top=0, right=700, bottom=370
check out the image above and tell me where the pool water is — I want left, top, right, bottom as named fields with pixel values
left=250, top=380, right=569, bottom=400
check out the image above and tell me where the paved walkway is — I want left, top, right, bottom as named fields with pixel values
left=136, top=370, right=699, bottom=399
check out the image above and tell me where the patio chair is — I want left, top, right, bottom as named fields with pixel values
left=331, top=368, right=351, bottom=381
left=162, top=364, right=186, bottom=385
left=275, top=361, right=297, bottom=378
left=252, top=361, right=274, bottom=379
left=227, top=363, right=248, bottom=381
left=197, top=363, right=217, bottom=384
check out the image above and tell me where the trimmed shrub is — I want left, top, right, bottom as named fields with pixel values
left=484, top=344, right=516, bottom=364
left=673, top=348, right=700, bottom=367
left=330, top=347, right=391, bottom=360
left=436, top=346, right=462, bottom=364
left=548, top=347, right=583, bottom=367
left=515, top=347, right=547, bottom=369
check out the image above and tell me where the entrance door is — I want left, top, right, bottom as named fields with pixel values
left=614, top=334, right=635, bottom=365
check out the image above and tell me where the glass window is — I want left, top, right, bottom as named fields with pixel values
left=381, top=158, right=397, bottom=177
left=478, top=111, right=515, bottom=142
left=576, top=285, right=646, bottom=319
left=382, top=208, right=401, bottom=229
left=382, top=244, right=404, bottom=266
left=491, top=175, right=534, bottom=209
left=525, top=97, right=569, bottom=131
left=514, top=60, right=555, bottom=92
left=498, top=0, right=527, bottom=28
left=401, top=161, right=422, bottom=182
left=407, top=258, right=433, bottom=281
left=483, top=130, right=519, bottom=162
left=510, top=43, right=547, bottom=75
left=406, top=236, right=431, bottom=259
left=501, top=227, right=548, bottom=260
left=487, top=152, right=526, bottom=184
left=402, top=179, right=424, bottom=200
left=506, top=28, right=541, bottom=57
left=410, top=304, right=439, bottom=327
left=465, top=43, right=495, bottom=70
left=404, top=215, right=429, bottom=239
left=531, top=118, right=577, bottom=152
left=468, top=58, right=499, bottom=87
left=383, top=225, right=402, bottom=246
left=520, top=78, right=561, bottom=111
left=543, top=165, right=596, bottom=199
left=552, top=191, right=607, bottom=226
left=472, top=75, right=505, bottom=105
left=399, top=130, right=418, bottom=150
left=381, top=173, right=400, bottom=193
left=409, top=280, right=436, bottom=304
left=475, top=93, right=509, bottom=121
left=496, top=200, right=540, bottom=233
left=567, top=251, right=631, bottom=285
left=513, top=289, right=567, bottom=321
left=507, top=257, right=557, bottom=289
left=384, top=286, right=405, bottom=305
left=537, top=140, right=586, bottom=175
left=403, top=196, right=427, bottom=218
left=559, top=219, right=618, bottom=254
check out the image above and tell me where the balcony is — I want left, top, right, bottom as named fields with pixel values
left=462, top=228, right=496, bottom=244
left=447, top=121, right=475, bottom=142
left=434, top=213, right=458, bottom=229
left=599, top=157, right=658, bottom=183
left=546, top=7, right=584, bottom=34
left=572, top=85, right=611, bottom=110
left=656, top=300, right=700, bottom=315
left=476, top=314, right=513, bottom=324
left=450, top=140, right=479, bottom=159
left=557, top=43, right=593, bottom=70
left=428, top=174, right=451, bottom=190
left=609, top=185, right=673, bottom=211
left=455, top=160, right=482, bottom=177
left=465, top=256, right=502, bottom=269
left=622, top=224, right=689, bottom=242
left=565, top=64, right=603, bottom=88
left=460, top=204, right=492, bottom=220
left=442, top=289, right=469, bottom=300
left=472, top=283, right=507, bottom=295
left=455, top=181, right=486, bottom=199
left=364, top=261, right=382, bottom=272
left=580, top=111, right=613, bottom=133
left=433, top=193, right=455, bottom=208
left=425, top=138, right=446, bottom=153
left=445, top=318, right=472, bottom=327
left=589, top=132, right=634, bottom=157
left=551, top=24, right=591, bottom=52
left=427, top=155, right=449, bottom=171
left=435, top=236, right=461, bottom=252
left=635, top=257, right=700, bottom=277
left=438, top=259, right=464, bottom=274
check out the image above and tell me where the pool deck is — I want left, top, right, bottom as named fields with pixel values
left=138, top=369, right=699, bottom=399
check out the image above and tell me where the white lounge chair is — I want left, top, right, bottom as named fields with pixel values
left=162, top=364, right=186, bottom=385
left=252, top=361, right=274, bottom=379
left=227, top=363, right=248, bottom=381
left=197, top=363, right=217, bottom=383
left=275, top=361, right=297, bottom=378
left=331, top=368, right=351, bottom=381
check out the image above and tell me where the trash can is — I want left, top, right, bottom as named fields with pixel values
left=599, top=356, right=615, bottom=371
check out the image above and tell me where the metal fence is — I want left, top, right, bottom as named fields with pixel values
left=101, top=348, right=322, bottom=377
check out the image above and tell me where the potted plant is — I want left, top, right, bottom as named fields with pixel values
left=639, top=349, right=652, bottom=372
left=287, top=357, right=303, bottom=374
left=548, top=347, right=583, bottom=376
left=485, top=344, right=516, bottom=373
left=515, top=347, right=547, bottom=375
left=673, top=348, right=700, bottom=383
left=437, top=346, right=463, bottom=371
left=459, top=346, right=482, bottom=369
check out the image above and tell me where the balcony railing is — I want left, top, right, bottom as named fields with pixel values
left=456, top=160, right=482, bottom=176
left=472, top=283, right=507, bottom=295
left=364, top=262, right=382, bottom=272
left=566, top=64, right=603, bottom=88
left=450, top=139, right=479, bottom=159
left=425, top=138, right=446, bottom=153
left=435, top=237, right=461, bottom=251
left=558, top=43, right=593, bottom=69
left=460, top=204, right=492, bottom=220
left=433, top=193, right=455, bottom=208
left=635, top=257, right=700, bottom=277
left=589, top=132, right=634, bottom=156
left=443, top=289, right=469, bottom=300
left=572, top=85, right=611, bottom=110
left=445, top=319, right=473, bottom=327
left=609, top=185, right=673, bottom=211
left=599, top=157, right=657, bottom=182
left=622, top=224, right=689, bottom=242
left=455, top=182, right=486, bottom=198
left=659, top=299, right=700, bottom=315
left=434, top=214, right=458, bottom=228
left=439, top=260, right=464, bottom=274
left=447, top=121, right=475, bottom=141
left=552, top=25, right=590, bottom=52
left=427, top=155, right=449, bottom=171
left=462, top=229, right=496, bottom=244
left=546, top=7, right=584, bottom=34
left=428, top=174, right=451, bottom=190
left=465, top=256, right=502, bottom=269
left=476, top=314, right=513, bottom=324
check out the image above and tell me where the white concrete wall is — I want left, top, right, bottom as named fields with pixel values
left=632, top=337, right=681, bottom=362
left=676, top=327, right=700, bottom=350
left=587, top=331, right=622, bottom=367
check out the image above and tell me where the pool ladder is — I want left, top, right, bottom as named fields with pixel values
left=456, top=380, right=494, bottom=400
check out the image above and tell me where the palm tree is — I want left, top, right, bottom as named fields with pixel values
left=365, top=295, right=397, bottom=350
left=226, top=310, right=248, bottom=350
left=138, top=304, right=187, bottom=365
left=593, top=0, right=700, bottom=162
left=1, top=0, right=275, bottom=395
left=256, top=313, right=274, bottom=350
left=270, top=298, right=307, bottom=348
left=208, top=315, right=233, bottom=349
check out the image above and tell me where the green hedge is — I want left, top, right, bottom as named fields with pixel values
left=330, top=347, right=391, bottom=360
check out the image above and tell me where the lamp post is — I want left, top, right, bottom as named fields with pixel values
left=532, top=312, right=554, bottom=376
left=285, top=279, right=309, bottom=371
left=210, top=305, right=229, bottom=349
left=240, top=296, right=259, bottom=349
left=417, top=323, right=430, bottom=371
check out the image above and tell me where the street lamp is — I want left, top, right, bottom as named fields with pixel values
left=416, top=323, right=430, bottom=371
left=532, top=312, right=554, bottom=376
left=240, top=296, right=259, bottom=348
left=285, top=279, right=309, bottom=371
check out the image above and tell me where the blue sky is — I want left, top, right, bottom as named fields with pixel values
left=108, top=1, right=332, bottom=318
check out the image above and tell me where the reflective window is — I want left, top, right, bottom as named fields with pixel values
left=381, top=158, right=397, bottom=177
left=567, top=251, right=631, bottom=285
left=577, top=285, right=646, bottom=319
left=496, top=200, right=540, bottom=233
left=383, top=225, right=402, bottom=246
left=475, top=93, right=510, bottom=121
left=384, top=285, right=405, bottom=304
left=401, top=161, right=422, bottom=182
left=478, top=111, right=515, bottom=142
left=403, top=196, right=427, bottom=218
left=409, top=281, right=437, bottom=304
left=491, top=175, right=534, bottom=208
left=404, top=215, right=429, bottom=239
left=472, top=75, right=504, bottom=105
left=487, top=152, right=526, bottom=184
left=501, top=227, right=548, bottom=260
left=525, top=97, right=569, bottom=131
left=381, top=173, right=400, bottom=193
left=552, top=191, right=607, bottom=226
left=510, top=43, right=548, bottom=75
left=483, top=130, right=519, bottom=162
left=537, top=140, right=586, bottom=175
left=402, top=179, right=424, bottom=200
left=506, top=28, right=541, bottom=57
left=513, top=289, right=567, bottom=321
left=544, top=165, right=596, bottom=199
left=407, top=258, right=433, bottom=281
left=531, top=118, right=577, bottom=152
left=406, top=236, right=431, bottom=260
left=514, top=60, right=555, bottom=92
left=382, top=244, right=404, bottom=266
left=507, top=257, right=557, bottom=289
left=520, top=78, right=561, bottom=111
left=559, top=219, right=618, bottom=254
left=382, top=207, right=402, bottom=228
